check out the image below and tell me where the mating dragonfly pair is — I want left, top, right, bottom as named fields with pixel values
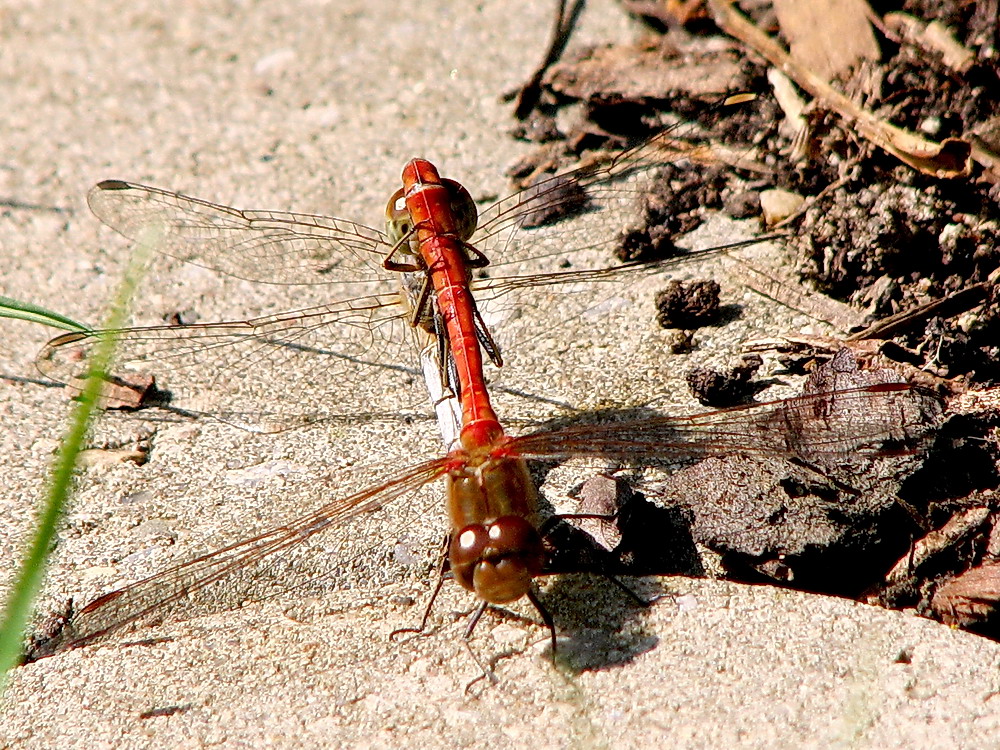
left=29, top=101, right=941, bottom=656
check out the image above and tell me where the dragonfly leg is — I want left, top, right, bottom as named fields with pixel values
left=457, top=238, right=491, bottom=269
left=389, top=535, right=451, bottom=642
left=603, top=575, right=653, bottom=607
left=462, top=599, right=490, bottom=642
left=539, top=513, right=653, bottom=609
left=432, top=308, right=460, bottom=398
left=471, top=300, right=503, bottom=367
left=525, top=587, right=557, bottom=654
left=382, top=225, right=423, bottom=272
left=459, top=587, right=558, bottom=657
left=460, top=616, right=500, bottom=694
left=541, top=511, right=618, bottom=528
left=406, top=273, right=435, bottom=329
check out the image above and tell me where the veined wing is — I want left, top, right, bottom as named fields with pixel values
left=46, top=457, right=451, bottom=653
left=36, top=235, right=774, bottom=431
left=35, top=291, right=427, bottom=432
left=40, top=383, right=942, bottom=656
left=72, top=104, right=771, bottom=430
left=462, top=101, right=774, bottom=382
left=472, top=108, right=769, bottom=277
left=88, top=180, right=393, bottom=287
left=510, top=384, right=943, bottom=469
left=88, top=98, right=764, bottom=291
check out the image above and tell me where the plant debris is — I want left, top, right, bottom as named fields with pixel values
left=655, top=278, right=722, bottom=328
left=508, top=0, right=1000, bottom=641
left=510, top=0, right=999, bottom=388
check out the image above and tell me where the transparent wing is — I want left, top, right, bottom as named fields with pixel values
left=54, top=458, right=451, bottom=652
left=36, top=292, right=426, bottom=432
left=511, top=384, right=943, bottom=470
left=65, top=103, right=769, bottom=430
left=88, top=180, right=393, bottom=286
left=463, top=105, right=772, bottom=404
left=44, top=383, right=941, bottom=656
left=473, top=117, right=767, bottom=272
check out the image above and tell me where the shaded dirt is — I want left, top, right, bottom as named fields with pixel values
left=510, top=0, right=1000, bottom=640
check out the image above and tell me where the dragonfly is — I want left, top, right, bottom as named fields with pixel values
left=30, top=96, right=931, bottom=657
left=36, top=97, right=771, bottom=446
left=31, top=154, right=940, bottom=651
left=32, top=363, right=941, bottom=658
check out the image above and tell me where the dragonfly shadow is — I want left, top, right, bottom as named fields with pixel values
left=515, top=400, right=720, bottom=480
left=541, top=573, right=662, bottom=673
left=520, top=401, right=674, bottom=438
left=0, top=372, right=69, bottom=389
left=536, top=498, right=705, bottom=673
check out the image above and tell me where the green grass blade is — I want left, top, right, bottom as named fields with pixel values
left=0, top=229, right=157, bottom=689
left=0, top=295, right=91, bottom=333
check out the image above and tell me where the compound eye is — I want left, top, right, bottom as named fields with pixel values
left=485, top=517, right=541, bottom=556
left=448, top=518, right=544, bottom=604
left=450, top=525, right=490, bottom=593
left=384, top=187, right=412, bottom=243
left=443, top=179, right=477, bottom=241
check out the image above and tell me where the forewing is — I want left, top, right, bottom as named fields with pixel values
left=88, top=180, right=393, bottom=286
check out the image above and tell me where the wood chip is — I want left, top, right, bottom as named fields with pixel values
left=772, top=0, right=880, bottom=81
left=544, top=40, right=743, bottom=103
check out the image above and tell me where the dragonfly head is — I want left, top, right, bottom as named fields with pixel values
left=385, top=176, right=478, bottom=244
left=450, top=517, right=544, bottom=604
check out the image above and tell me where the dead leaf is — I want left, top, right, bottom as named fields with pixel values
left=883, top=506, right=991, bottom=589
left=707, top=0, right=973, bottom=178
left=932, top=562, right=1000, bottom=628
left=543, top=40, right=743, bottom=103
left=772, top=0, right=880, bottom=81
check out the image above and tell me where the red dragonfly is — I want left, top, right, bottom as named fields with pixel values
left=35, top=370, right=939, bottom=657
left=36, top=104, right=767, bottom=445
left=33, top=114, right=765, bottom=645
left=31, top=100, right=937, bottom=655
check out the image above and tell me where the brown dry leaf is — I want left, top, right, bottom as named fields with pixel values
left=707, top=0, right=972, bottom=178
left=932, top=562, right=1000, bottom=628
left=772, top=0, right=880, bottom=81
left=67, top=372, right=157, bottom=410
left=543, top=39, right=743, bottom=103
left=883, top=507, right=992, bottom=589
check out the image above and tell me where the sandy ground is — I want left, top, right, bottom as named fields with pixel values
left=2, top=1, right=1000, bottom=747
